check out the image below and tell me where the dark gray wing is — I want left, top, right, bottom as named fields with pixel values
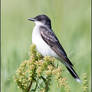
left=40, top=26, right=73, bottom=66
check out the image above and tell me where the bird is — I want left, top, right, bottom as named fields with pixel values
left=28, top=14, right=81, bottom=82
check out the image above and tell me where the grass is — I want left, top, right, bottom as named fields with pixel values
left=1, top=0, right=91, bottom=92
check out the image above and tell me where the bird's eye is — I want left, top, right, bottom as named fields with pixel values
left=38, top=18, right=41, bottom=21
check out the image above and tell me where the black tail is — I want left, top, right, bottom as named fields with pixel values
left=66, top=65, right=81, bottom=82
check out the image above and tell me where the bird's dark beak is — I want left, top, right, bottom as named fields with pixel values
left=28, top=18, right=35, bottom=21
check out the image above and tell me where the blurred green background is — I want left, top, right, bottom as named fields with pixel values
left=1, top=0, right=91, bottom=92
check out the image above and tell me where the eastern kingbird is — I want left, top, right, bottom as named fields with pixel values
left=28, top=14, right=80, bottom=82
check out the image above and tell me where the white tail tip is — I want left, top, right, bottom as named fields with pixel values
left=76, top=78, right=81, bottom=83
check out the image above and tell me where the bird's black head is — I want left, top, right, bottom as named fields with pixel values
left=28, top=14, right=51, bottom=29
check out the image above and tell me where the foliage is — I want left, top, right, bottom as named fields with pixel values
left=14, top=44, right=70, bottom=92
left=82, top=73, right=88, bottom=92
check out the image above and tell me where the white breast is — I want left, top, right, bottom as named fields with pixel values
left=32, top=24, right=58, bottom=57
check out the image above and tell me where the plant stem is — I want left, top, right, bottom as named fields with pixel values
left=27, top=80, right=33, bottom=92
